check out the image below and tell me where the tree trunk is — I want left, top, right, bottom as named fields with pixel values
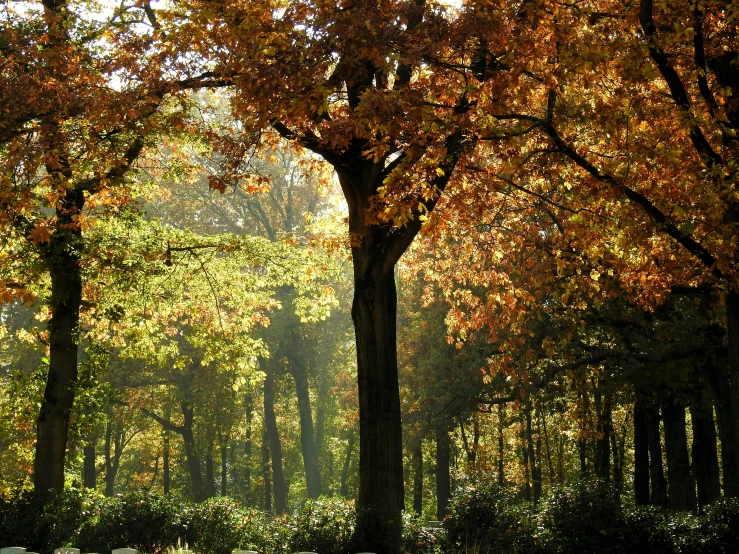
left=645, top=399, right=668, bottom=507
left=340, top=431, right=355, bottom=498
left=703, top=357, right=739, bottom=496
left=727, top=290, right=739, bottom=496
left=497, top=404, right=505, bottom=486
left=662, top=398, right=696, bottom=511
left=83, top=443, right=95, bottom=489
left=163, top=426, right=170, bottom=495
left=291, top=357, right=322, bottom=499
left=205, top=444, right=216, bottom=499
left=104, top=420, right=122, bottom=497
left=181, top=401, right=206, bottom=502
left=352, top=259, right=404, bottom=551
left=634, top=398, right=650, bottom=506
left=263, top=368, right=286, bottom=513
left=435, top=425, right=451, bottom=521
left=689, top=402, right=721, bottom=507
left=594, top=389, right=612, bottom=482
left=33, top=188, right=85, bottom=495
left=525, top=408, right=540, bottom=506
left=221, top=441, right=228, bottom=496
left=412, top=436, right=423, bottom=517
left=244, top=394, right=253, bottom=505
left=262, top=426, right=271, bottom=512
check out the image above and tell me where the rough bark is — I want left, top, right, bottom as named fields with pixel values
left=435, top=425, right=451, bottom=520
left=662, top=399, right=696, bottom=511
left=263, top=368, right=286, bottom=513
left=634, top=398, right=651, bottom=506
left=689, top=402, right=721, bottom=507
left=33, top=187, right=85, bottom=495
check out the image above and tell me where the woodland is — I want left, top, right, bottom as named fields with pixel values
left=1, top=0, right=739, bottom=553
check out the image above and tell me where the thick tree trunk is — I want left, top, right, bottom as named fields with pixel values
left=435, top=425, right=451, bottom=520
left=634, top=398, right=650, bottom=506
left=662, top=399, right=696, bottom=511
left=263, top=368, right=287, bottom=513
left=594, top=390, right=612, bottom=482
left=340, top=431, right=355, bottom=498
left=412, top=436, right=423, bottom=517
left=704, top=355, right=739, bottom=496
left=83, top=444, right=95, bottom=489
left=352, top=261, right=404, bottom=551
left=34, top=189, right=85, bottom=495
left=689, top=402, right=721, bottom=507
left=291, top=357, right=322, bottom=499
left=727, top=290, right=739, bottom=496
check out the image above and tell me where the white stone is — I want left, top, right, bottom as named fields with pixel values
left=55, top=549, right=80, bottom=554
left=112, top=550, right=137, bottom=554
left=1, top=548, right=27, bottom=554
left=232, top=551, right=259, bottom=554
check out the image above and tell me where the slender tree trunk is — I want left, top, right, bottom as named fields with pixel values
left=525, top=408, right=540, bottom=506
left=497, top=404, right=505, bottom=486
left=689, top=402, right=721, bottom=507
left=662, top=398, right=696, bottom=511
left=634, top=398, right=650, bottom=506
left=594, top=391, right=612, bottom=482
left=540, top=409, right=554, bottom=486
left=163, top=426, right=170, bottom=495
left=244, top=394, right=253, bottom=505
left=704, top=358, right=739, bottom=496
left=340, top=431, right=355, bottom=498
left=221, top=441, right=228, bottom=496
left=104, top=420, right=122, bottom=497
left=33, top=187, right=85, bottom=495
left=262, top=426, right=271, bottom=512
left=645, top=399, right=668, bottom=507
left=205, top=443, right=216, bottom=499
left=435, top=424, right=451, bottom=520
left=263, top=368, right=286, bottom=513
left=83, top=443, right=95, bottom=489
left=412, top=436, right=423, bottom=517
left=291, top=357, right=322, bottom=499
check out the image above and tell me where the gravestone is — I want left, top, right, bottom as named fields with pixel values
left=112, top=549, right=138, bottom=554
left=1, top=548, right=27, bottom=554
left=55, top=549, right=81, bottom=554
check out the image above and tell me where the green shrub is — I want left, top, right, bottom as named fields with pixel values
left=443, top=483, right=538, bottom=554
left=698, top=498, right=739, bottom=554
left=402, top=512, right=442, bottom=554
left=287, top=497, right=355, bottom=554
left=0, top=489, right=86, bottom=551
left=76, top=493, right=188, bottom=554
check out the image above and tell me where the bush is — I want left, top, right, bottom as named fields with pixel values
left=0, top=489, right=86, bottom=551
left=287, top=497, right=355, bottom=554
left=698, top=498, right=739, bottom=554
left=402, top=512, right=442, bottom=554
left=443, top=483, right=538, bottom=554
left=76, top=493, right=188, bottom=554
